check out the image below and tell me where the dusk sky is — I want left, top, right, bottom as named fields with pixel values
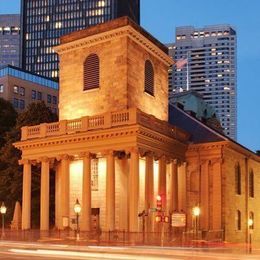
left=1, top=0, right=260, bottom=152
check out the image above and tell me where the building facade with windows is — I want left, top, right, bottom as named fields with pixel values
left=20, top=0, right=140, bottom=79
left=14, top=18, right=260, bottom=244
left=0, top=14, right=20, bottom=67
left=0, top=65, right=58, bottom=113
left=169, top=25, right=237, bottom=140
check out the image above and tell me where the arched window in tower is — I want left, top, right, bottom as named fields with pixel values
left=236, top=210, right=241, bottom=230
left=249, top=170, right=254, bottom=198
left=144, top=60, right=154, bottom=96
left=83, top=54, right=100, bottom=91
left=235, top=163, right=241, bottom=195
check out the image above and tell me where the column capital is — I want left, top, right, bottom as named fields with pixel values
left=37, top=156, right=50, bottom=163
left=125, top=147, right=139, bottom=155
left=79, top=151, right=92, bottom=159
left=56, top=154, right=74, bottom=161
left=18, top=159, right=31, bottom=165
left=210, top=158, right=224, bottom=165
left=103, top=150, right=114, bottom=157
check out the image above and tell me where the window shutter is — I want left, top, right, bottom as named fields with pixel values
left=144, top=60, right=154, bottom=96
left=84, top=54, right=99, bottom=91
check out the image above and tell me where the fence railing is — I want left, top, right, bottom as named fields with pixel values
left=21, top=108, right=189, bottom=142
left=1, top=229, right=224, bottom=247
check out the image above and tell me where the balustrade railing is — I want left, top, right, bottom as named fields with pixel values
left=21, top=108, right=189, bottom=142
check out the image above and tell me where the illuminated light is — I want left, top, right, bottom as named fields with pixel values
left=156, top=195, right=162, bottom=201
left=98, top=0, right=105, bottom=7
left=192, top=206, right=200, bottom=217
left=55, top=22, right=62, bottom=29
left=217, top=74, right=223, bottom=77
left=155, top=215, right=161, bottom=223
left=248, top=219, right=253, bottom=227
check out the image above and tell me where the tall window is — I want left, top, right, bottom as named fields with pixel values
left=235, top=163, right=241, bottom=195
left=84, top=54, right=100, bottom=91
left=236, top=210, right=241, bottom=230
left=249, top=170, right=254, bottom=198
left=249, top=211, right=254, bottom=229
left=144, top=60, right=154, bottom=96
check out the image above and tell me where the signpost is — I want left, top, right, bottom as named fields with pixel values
left=171, top=213, right=186, bottom=227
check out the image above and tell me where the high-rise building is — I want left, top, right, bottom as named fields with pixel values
left=20, top=0, right=140, bottom=79
left=0, top=14, right=20, bottom=67
left=169, top=25, right=237, bottom=140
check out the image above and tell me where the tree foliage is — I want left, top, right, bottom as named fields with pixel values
left=0, top=101, right=58, bottom=226
left=0, top=98, right=17, bottom=147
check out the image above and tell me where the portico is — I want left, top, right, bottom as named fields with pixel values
left=16, top=108, right=189, bottom=232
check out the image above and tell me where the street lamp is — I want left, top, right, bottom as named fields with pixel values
left=0, top=202, right=7, bottom=239
left=192, top=206, right=200, bottom=240
left=248, top=218, right=253, bottom=253
left=74, top=199, right=81, bottom=241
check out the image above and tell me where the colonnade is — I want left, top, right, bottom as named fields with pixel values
left=19, top=149, right=187, bottom=232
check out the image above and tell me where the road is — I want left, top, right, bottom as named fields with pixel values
left=0, top=242, right=260, bottom=259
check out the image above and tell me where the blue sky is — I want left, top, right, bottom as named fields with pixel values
left=1, top=0, right=260, bottom=152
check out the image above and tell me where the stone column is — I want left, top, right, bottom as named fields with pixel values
left=81, top=152, right=92, bottom=231
left=158, top=156, right=167, bottom=209
left=60, top=155, right=71, bottom=229
left=211, top=159, right=222, bottom=230
left=145, top=154, right=154, bottom=232
left=128, top=148, right=139, bottom=232
left=169, top=159, right=178, bottom=213
left=21, top=160, right=31, bottom=230
left=178, top=162, right=187, bottom=212
left=145, top=154, right=154, bottom=211
left=55, top=163, right=62, bottom=229
left=40, top=157, right=50, bottom=231
left=106, top=150, right=115, bottom=231
left=200, top=160, right=210, bottom=230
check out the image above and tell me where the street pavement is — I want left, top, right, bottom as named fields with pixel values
left=0, top=241, right=260, bottom=259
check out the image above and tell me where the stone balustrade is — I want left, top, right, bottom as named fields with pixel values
left=21, top=108, right=189, bottom=142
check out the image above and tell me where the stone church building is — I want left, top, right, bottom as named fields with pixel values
left=14, top=17, right=260, bottom=243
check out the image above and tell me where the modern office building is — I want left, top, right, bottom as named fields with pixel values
left=0, top=14, right=20, bottom=67
left=169, top=25, right=237, bottom=140
left=20, top=0, right=140, bottom=79
left=0, top=65, right=58, bottom=113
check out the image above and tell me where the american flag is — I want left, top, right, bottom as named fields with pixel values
left=175, top=58, right=188, bottom=69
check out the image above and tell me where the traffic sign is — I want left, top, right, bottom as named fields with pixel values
left=172, top=213, right=186, bottom=227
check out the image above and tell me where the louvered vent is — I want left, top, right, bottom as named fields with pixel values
left=84, top=54, right=100, bottom=91
left=144, top=60, right=154, bottom=96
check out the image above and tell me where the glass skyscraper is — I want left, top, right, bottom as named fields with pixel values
left=20, top=0, right=140, bottom=79
left=0, top=14, right=20, bottom=67
left=169, top=25, right=237, bottom=140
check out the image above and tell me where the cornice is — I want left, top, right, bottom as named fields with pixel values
left=14, top=125, right=140, bottom=150
left=54, top=25, right=173, bottom=66
left=187, top=141, right=228, bottom=152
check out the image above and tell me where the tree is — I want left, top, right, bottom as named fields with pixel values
left=0, top=98, right=17, bottom=147
left=256, top=150, right=260, bottom=156
left=0, top=102, right=58, bottom=226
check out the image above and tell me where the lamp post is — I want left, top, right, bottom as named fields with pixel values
left=74, top=199, right=81, bottom=241
left=192, top=206, right=200, bottom=240
left=248, top=218, right=253, bottom=253
left=0, top=202, right=7, bottom=239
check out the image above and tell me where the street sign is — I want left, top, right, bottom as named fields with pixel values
left=149, top=208, right=157, bottom=213
left=172, top=213, right=186, bottom=227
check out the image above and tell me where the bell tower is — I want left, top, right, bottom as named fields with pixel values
left=55, top=17, right=173, bottom=121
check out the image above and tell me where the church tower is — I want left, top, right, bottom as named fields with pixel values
left=55, top=17, right=173, bottom=121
